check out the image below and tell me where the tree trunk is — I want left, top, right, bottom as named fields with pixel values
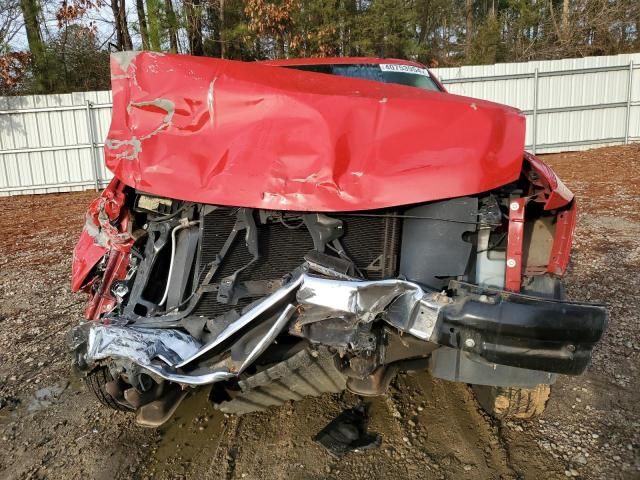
left=136, top=0, right=150, bottom=50
left=219, top=0, right=225, bottom=58
left=120, top=0, right=133, bottom=49
left=561, top=0, right=570, bottom=39
left=146, top=0, right=162, bottom=51
left=111, top=0, right=133, bottom=50
left=19, top=0, right=47, bottom=91
left=275, top=31, right=285, bottom=58
left=165, top=0, right=178, bottom=52
left=185, top=0, right=203, bottom=55
left=110, top=0, right=122, bottom=49
left=465, top=0, right=473, bottom=56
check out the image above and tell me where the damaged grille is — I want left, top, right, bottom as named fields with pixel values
left=336, top=214, right=400, bottom=280
left=192, top=208, right=400, bottom=320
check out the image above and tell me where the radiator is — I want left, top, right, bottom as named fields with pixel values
left=192, top=208, right=400, bottom=319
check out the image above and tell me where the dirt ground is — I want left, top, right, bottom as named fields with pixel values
left=0, top=145, right=638, bottom=480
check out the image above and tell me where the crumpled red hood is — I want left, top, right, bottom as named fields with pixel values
left=105, top=52, right=525, bottom=211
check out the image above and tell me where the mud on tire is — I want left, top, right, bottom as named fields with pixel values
left=85, top=367, right=133, bottom=412
left=472, top=384, right=550, bottom=420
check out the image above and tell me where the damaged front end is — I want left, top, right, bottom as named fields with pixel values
left=68, top=53, right=607, bottom=426
left=69, top=158, right=606, bottom=425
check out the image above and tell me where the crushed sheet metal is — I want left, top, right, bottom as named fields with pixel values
left=297, top=276, right=422, bottom=323
left=105, top=52, right=526, bottom=212
left=71, top=178, right=132, bottom=293
left=238, top=304, right=297, bottom=373
left=142, top=364, right=234, bottom=386
left=85, top=324, right=202, bottom=367
left=83, top=324, right=234, bottom=386
left=524, top=152, right=574, bottom=210
left=547, top=200, right=578, bottom=275
left=388, top=290, right=452, bottom=340
left=297, top=275, right=446, bottom=340
left=79, top=275, right=450, bottom=386
left=176, top=275, right=304, bottom=368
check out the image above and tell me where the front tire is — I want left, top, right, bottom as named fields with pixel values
left=85, top=367, right=133, bottom=412
left=473, top=384, right=550, bottom=420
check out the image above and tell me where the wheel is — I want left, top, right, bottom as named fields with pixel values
left=472, top=384, right=550, bottom=420
left=85, top=367, right=133, bottom=411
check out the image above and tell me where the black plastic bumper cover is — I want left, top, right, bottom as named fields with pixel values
left=433, top=282, right=608, bottom=375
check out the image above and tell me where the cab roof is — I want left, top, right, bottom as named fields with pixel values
left=258, top=57, right=427, bottom=68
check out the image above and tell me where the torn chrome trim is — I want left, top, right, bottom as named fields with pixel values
left=238, top=304, right=297, bottom=374
left=85, top=324, right=202, bottom=367
left=297, top=275, right=449, bottom=341
left=175, top=275, right=304, bottom=368
left=79, top=323, right=235, bottom=386
left=78, top=310, right=296, bottom=386
left=76, top=274, right=452, bottom=387
left=142, top=364, right=234, bottom=386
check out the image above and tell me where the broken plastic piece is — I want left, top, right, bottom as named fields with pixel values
left=313, top=404, right=382, bottom=458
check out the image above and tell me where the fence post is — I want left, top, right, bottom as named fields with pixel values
left=85, top=100, right=100, bottom=191
left=625, top=60, right=634, bottom=145
left=532, top=68, right=539, bottom=154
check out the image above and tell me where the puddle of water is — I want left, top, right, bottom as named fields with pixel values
left=0, top=395, right=21, bottom=424
left=67, top=367, right=87, bottom=394
left=27, top=381, right=69, bottom=412
left=1, top=379, right=73, bottom=423
left=153, top=388, right=226, bottom=463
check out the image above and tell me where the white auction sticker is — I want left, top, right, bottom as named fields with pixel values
left=379, top=63, right=430, bottom=76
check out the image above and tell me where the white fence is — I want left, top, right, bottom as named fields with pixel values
left=0, top=90, right=114, bottom=195
left=1, top=52, right=639, bottom=196
left=433, top=52, right=640, bottom=154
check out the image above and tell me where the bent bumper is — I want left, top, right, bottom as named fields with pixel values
left=70, top=274, right=607, bottom=386
left=434, top=281, right=608, bottom=375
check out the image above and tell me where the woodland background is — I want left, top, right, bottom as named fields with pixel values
left=1, top=0, right=639, bottom=95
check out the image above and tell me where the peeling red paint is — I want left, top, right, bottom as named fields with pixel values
left=105, top=52, right=526, bottom=211
left=71, top=178, right=133, bottom=318
left=522, top=153, right=576, bottom=275
left=71, top=230, right=107, bottom=292
left=547, top=200, right=578, bottom=276
left=505, top=197, right=526, bottom=292
left=524, top=152, right=574, bottom=210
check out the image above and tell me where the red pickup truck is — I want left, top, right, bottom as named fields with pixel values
left=68, top=52, right=607, bottom=427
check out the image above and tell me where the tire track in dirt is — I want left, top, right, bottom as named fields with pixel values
left=395, top=373, right=517, bottom=479
left=136, top=371, right=552, bottom=480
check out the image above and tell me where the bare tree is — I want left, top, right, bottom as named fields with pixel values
left=218, top=0, right=225, bottom=58
left=465, top=0, right=473, bottom=56
left=561, top=0, right=570, bottom=42
left=184, top=0, right=203, bottom=55
left=0, top=0, right=24, bottom=49
left=146, top=0, right=161, bottom=50
left=18, top=0, right=47, bottom=90
left=164, top=0, right=178, bottom=52
left=111, top=0, right=133, bottom=50
left=135, top=0, right=150, bottom=49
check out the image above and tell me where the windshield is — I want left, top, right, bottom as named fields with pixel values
left=284, top=63, right=441, bottom=91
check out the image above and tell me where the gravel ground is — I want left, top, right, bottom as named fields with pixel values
left=0, top=145, right=638, bottom=479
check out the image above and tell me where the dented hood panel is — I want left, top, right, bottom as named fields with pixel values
left=105, top=52, right=526, bottom=211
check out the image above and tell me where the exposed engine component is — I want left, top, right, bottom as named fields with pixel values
left=69, top=172, right=607, bottom=426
